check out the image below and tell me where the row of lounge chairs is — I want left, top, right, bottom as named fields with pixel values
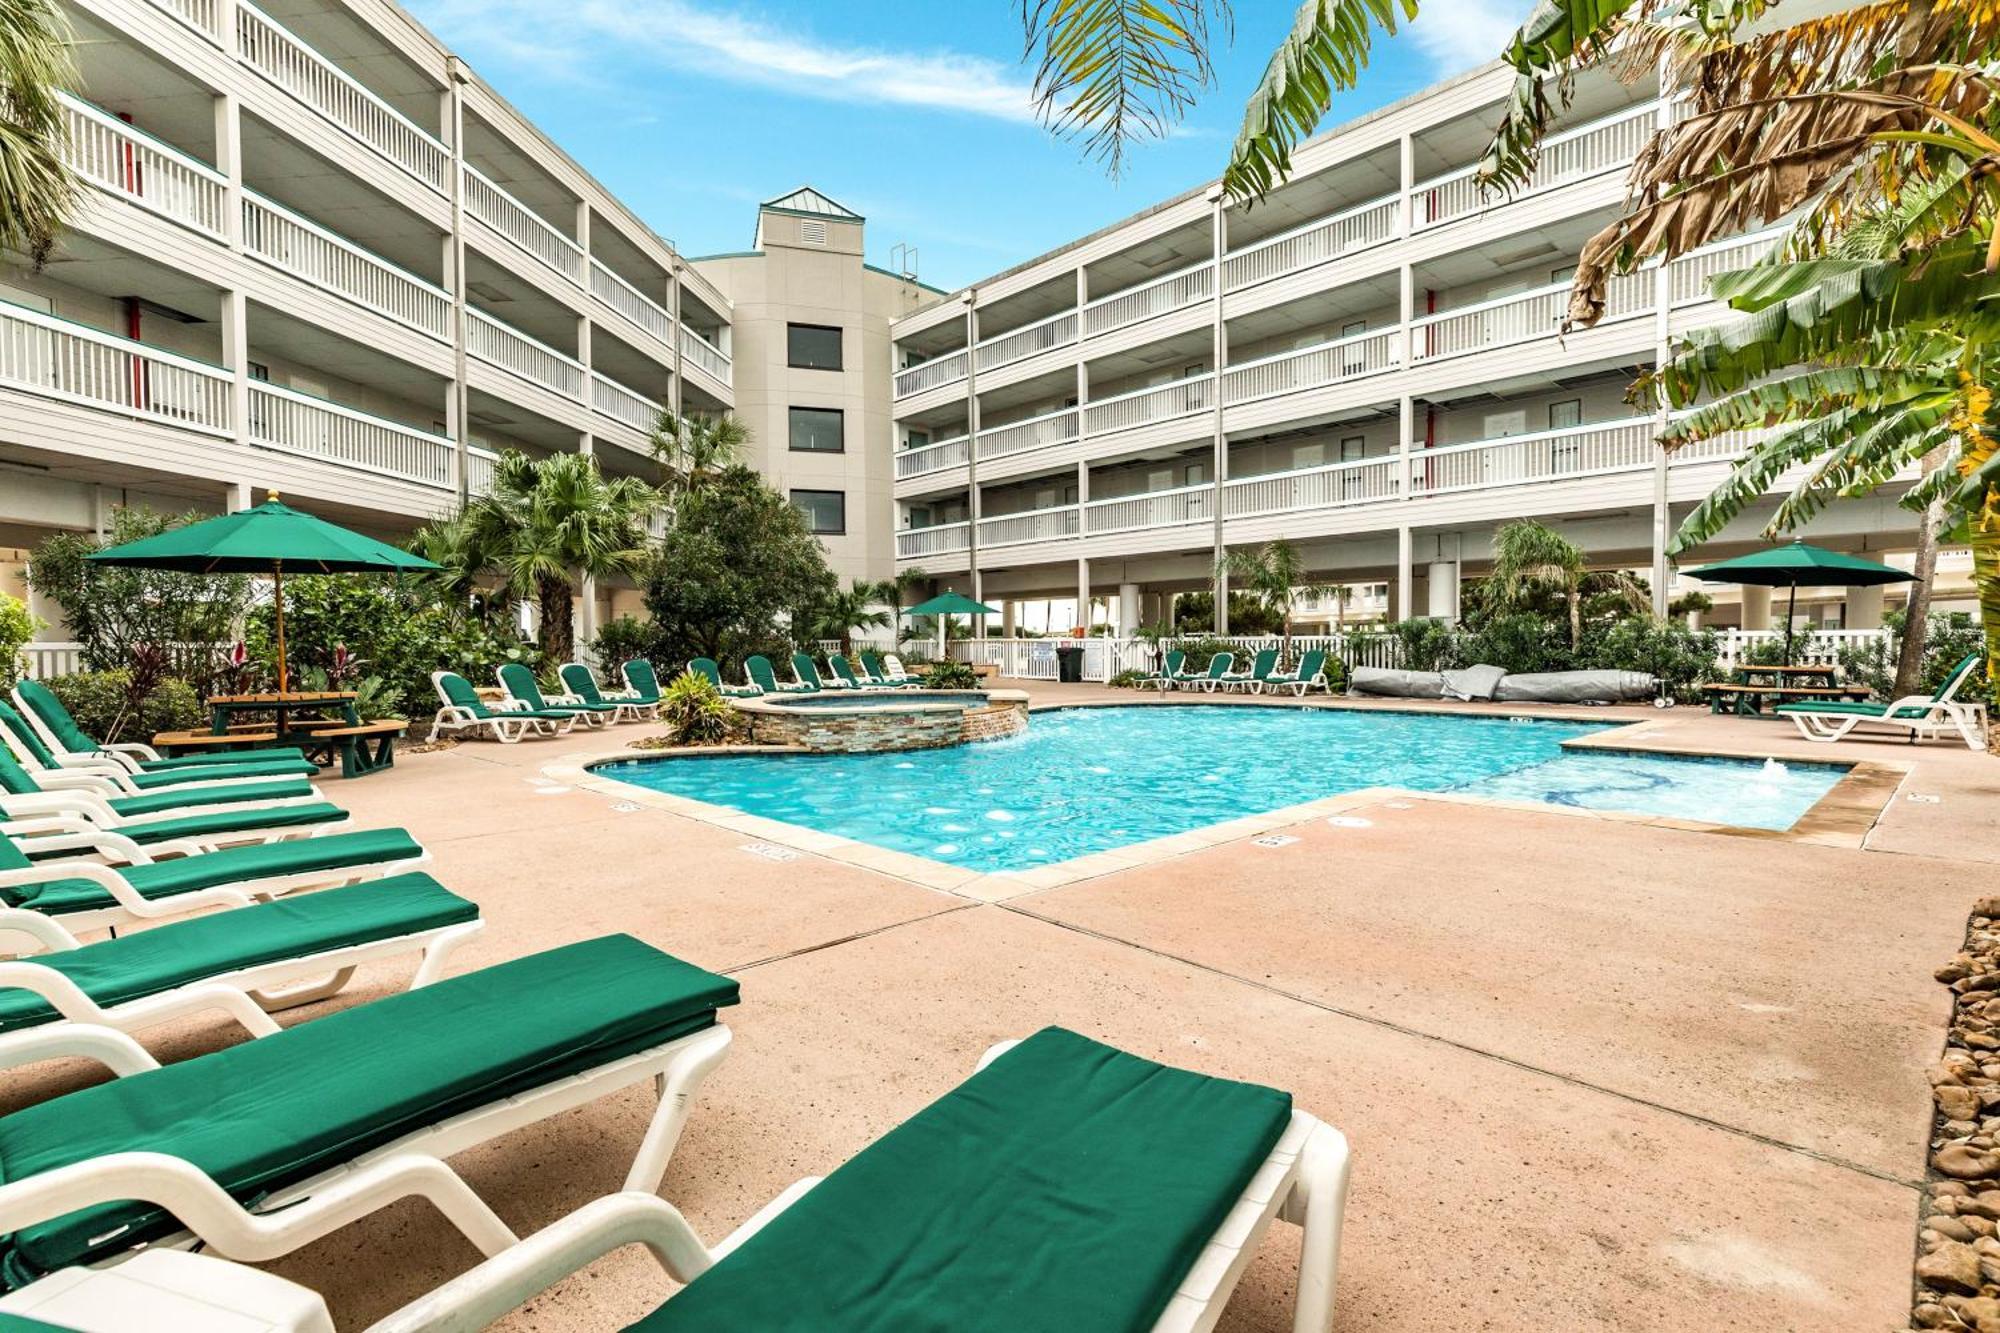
left=694, top=649, right=929, bottom=697
left=427, top=661, right=665, bottom=744
left=0, top=682, right=1353, bottom=1330
left=1134, top=648, right=1334, bottom=696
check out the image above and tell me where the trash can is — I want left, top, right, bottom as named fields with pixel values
left=1055, top=645, right=1084, bottom=683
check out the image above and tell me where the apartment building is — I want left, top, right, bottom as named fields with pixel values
left=886, top=60, right=1923, bottom=636
left=0, top=0, right=735, bottom=637
left=694, top=189, right=938, bottom=587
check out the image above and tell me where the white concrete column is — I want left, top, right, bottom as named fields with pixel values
left=1208, top=191, right=1229, bottom=635
left=1397, top=394, right=1415, bottom=501
left=91, top=486, right=110, bottom=539
left=576, top=574, right=599, bottom=656
left=1426, top=561, right=1458, bottom=620
left=1002, top=601, right=1016, bottom=637
left=1118, top=581, right=1140, bottom=636
left=1397, top=133, right=1414, bottom=236
left=227, top=482, right=253, bottom=511
left=1076, top=557, right=1090, bottom=635
left=220, top=289, right=250, bottom=449
left=1846, top=583, right=1885, bottom=630
left=446, top=58, right=471, bottom=502
left=1395, top=526, right=1414, bottom=622
left=1740, top=585, right=1772, bottom=630
left=213, top=92, right=242, bottom=248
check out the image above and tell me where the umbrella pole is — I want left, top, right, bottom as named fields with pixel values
left=273, top=561, right=287, bottom=694
left=1783, top=580, right=1799, bottom=668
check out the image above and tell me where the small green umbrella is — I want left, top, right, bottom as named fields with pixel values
left=1681, top=540, right=1912, bottom=665
left=903, top=591, right=997, bottom=658
left=87, top=494, right=440, bottom=692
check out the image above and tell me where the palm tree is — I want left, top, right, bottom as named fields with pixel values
left=650, top=410, right=747, bottom=501
left=1488, top=520, right=1587, bottom=650
left=810, top=580, right=893, bottom=654
left=882, top=565, right=930, bottom=647
left=1218, top=538, right=1327, bottom=660
left=0, top=0, right=78, bottom=261
left=428, top=449, right=663, bottom=665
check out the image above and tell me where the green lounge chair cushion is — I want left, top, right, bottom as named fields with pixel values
left=118, top=758, right=320, bottom=786
left=104, top=802, right=344, bottom=848
left=636, top=1026, right=1291, bottom=1333
left=1776, top=700, right=1928, bottom=719
left=0, top=826, right=421, bottom=915
left=438, top=675, right=572, bottom=723
left=103, top=779, right=316, bottom=818
left=622, top=662, right=663, bottom=705
left=141, top=747, right=311, bottom=769
left=9, top=685, right=310, bottom=769
left=0, top=934, right=740, bottom=1285
left=0, top=873, right=476, bottom=1033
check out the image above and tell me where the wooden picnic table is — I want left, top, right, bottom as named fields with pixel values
left=1700, top=665, right=1873, bottom=716
left=206, top=690, right=360, bottom=738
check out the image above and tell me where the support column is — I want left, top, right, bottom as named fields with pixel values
left=227, top=482, right=253, bottom=511
left=1075, top=558, right=1090, bottom=636
left=1740, top=585, right=1772, bottom=630
left=963, top=292, right=982, bottom=634
left=1002, top=601, right=1016, bottom=637
left=213, top=92, right=242, bottom=249
left=445, top=59, right=471, bottom=501
left=1425, top=560, right=1459, bottom=620
left=1207, top=190, right=1229, bottom=634
left=1118, top=581, right=1139, bottom=636
left=1846, top=583, right=1885, bottom=630
left=667, top=260, right=684, bottom=415
left=1395, top=526, right=1415, bottom=622
left=577, top=574, right=599, bottom=657
left=220, top=289, right=249, bottom=450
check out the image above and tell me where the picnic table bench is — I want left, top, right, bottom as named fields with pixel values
left=298, top=719, right=408, bottom=779
left=1700, top=666, right=1874, bottom=716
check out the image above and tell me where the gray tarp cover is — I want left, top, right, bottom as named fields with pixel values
left=1349, top=666, right=1657, bottom=703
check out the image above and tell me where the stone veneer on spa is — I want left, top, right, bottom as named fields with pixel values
left=736, top=691, right=1029, bottom=753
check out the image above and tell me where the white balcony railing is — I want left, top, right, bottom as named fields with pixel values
left=1668, top=228, right=1785, bottom=306
left=1409, top=269, right=1650, bottom=362
left=896, top=434, right=971, bottom=480
left=977, top=406, right=1079, bottom=462
left=1084, top=373, right=1214, bottom=435
left=236, top=2, right=447, bottom=191
left=897, top=521, right=971, bottom=559
left=60, top=94, right=228, bottom=239
left=679, top=326, right=732, bottom=385
left=894, top=349, right=967, bottom=399
left=462, top=164, right=583, bottom=284
left=242, top=192, right=451, bottom=339
left=464, top=444, right=500, bottom=496
left=589, top=259, right=674, bottom=344
left=0, top=300, right=231, bottom=433
left=1085, top=262, right=1213, bottom=336
left=979, top=505, right=1079, bottom=548
left=975, top=310, right=1076, bottom=373
left=1223, top=194, right=1399, bottom=292
left=248, top=381, right=453, bottom=486
left=1413, top=101, right=1655, bottom=230
left=1223, top=330, right=1399, bottom=406
left=1085, top=481, right=1213, bottom=534
left=467, top=308, right=585, bottom=399
left=1407, top=418, right=1659, bottom=495
left=148, top=0, right=218, bottom=35
left=590, top=370, right=661, bottom=433
left=1224, top=455, right=1402, bottom=517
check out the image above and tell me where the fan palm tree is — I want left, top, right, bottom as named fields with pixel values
left=882, top=565, right=930, bottom=647
left=0, top=0, right=78, bottom=261
left=650, top=410, right=747, bottom=501
left=810, top=580, right=894, bottom=655
left=427, top=449, right=664, bottom=665
left=1218, top=538, right=1327, bottom=660
left=1488, top=519, right=1588, bottom=650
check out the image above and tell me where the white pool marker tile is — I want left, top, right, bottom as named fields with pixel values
left=1908, top=793, right=1942, bottom=804
left=740, top=842, right=799, bottom=862
left=1252, top=834, right=1299, bottom=849
left=534, top=786, right=572, bottom=796
left=611, top=801, right=641, bottom=813
left=1326, top=816, right=1374, bottom=829
left=1385, top=801, right=1414, bottom=810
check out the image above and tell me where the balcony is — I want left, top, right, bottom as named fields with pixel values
left=242, top=192, right=452, bottom=340
left=1222, top=329, right=1399, bottom=407
left=1224, top=455, right=1402, bottom=517
left=893, top=348, right=967, bottom=399
left=1083, top=374, right=1213, bottom=436
left=148, top=0, right=218, bottom=34
left=467, top=308, right=585, bottom=399
left=1411, top=101, right=1654, bottom=230
left=589, top=258, right=674, bottom=346
left=896, top=434, right=970, bottom=481
left=1085, top=262, right=1213, bottom=336
left=248, top=380, right=455, bottom=487
left=235, top=0, right=448, bottom=193
left=589, top=369, right=662, bottom=435
left=896, top=521, right=971, bottom=560
left=462, top=163, right=584, bottom=286
left=978, top=406, right=1079, bottom=464
left=1223, top=195, right=1398, bottom=293
left=1085, top=481, right=1212, bottom=535
left=60, top=93, right=228, bottom=239
left=975, top=310, right=1076, bottom=375
left=0, top=301, right=231, bottom=433
left=979, top=505, right=1080, bottom=549
left=678, top=326, right=732, bottom=386
left=1406, top=419, right=1659, bottom=496
left=1408, top=270, right=1651, bottom=364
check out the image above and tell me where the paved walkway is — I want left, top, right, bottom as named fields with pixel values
left=9, top=685, right=1993, bottom=1330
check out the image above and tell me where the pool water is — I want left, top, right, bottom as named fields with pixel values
left=598, top=705, right=1848, bottom=873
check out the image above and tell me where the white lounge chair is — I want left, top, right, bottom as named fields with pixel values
left=426, top=672, right=574, bottom=743
left=10, top=680, right=317, bottom=780
left=1777, top=651, right=1988, bottom=749
left=0, top=935, right=737, bottom=1293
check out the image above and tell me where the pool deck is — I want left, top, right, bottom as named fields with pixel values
left=11, top=684, right=1995, bottom=1329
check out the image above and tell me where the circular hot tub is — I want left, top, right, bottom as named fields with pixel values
left=733, top=688, right=1028, bottom=753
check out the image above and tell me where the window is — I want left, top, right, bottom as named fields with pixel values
left=1548, top=398, right=1583, bottom=430
left=248, top=362, right=270, bottom=382
left=1340, top=436, right=1366, bottom=461
left=788, top=407, right=844, bottom=453
left=1293, top=442, right=1325, bottom=470
left=1340, top=319, right=1367, bottom=339
left=792, top=489, right=845, bottom=534
left=904, top=429, right=930, bottom=451
left=1483, top=409, right=1528, bottom=439
left=788, top=323, right=843, bottom=370
left=1550, top=264, right=1577, bottom=286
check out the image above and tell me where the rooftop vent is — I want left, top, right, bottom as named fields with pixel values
left=800, top=219, right=827, bottom=246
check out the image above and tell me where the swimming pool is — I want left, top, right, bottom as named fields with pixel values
left=597, top=705, right=1849, bottom=873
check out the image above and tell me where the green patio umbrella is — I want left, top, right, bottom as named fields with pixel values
left=87, top=494, right=440, bottom=692
left=1681, top=540, right=1912, bottom=665
left=903, top=591, right=997, bottom=658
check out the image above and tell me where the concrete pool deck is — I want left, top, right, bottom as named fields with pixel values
left=5, top=683, right=1993, bottom=1329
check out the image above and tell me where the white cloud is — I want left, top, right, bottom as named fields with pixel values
left=1404, top=0, right=1533, bottom=71
left=421, top=0, right=1037, bottom=122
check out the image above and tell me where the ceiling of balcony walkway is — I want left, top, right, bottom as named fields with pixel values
left=249, top=298, right=448, bottom=411
left=38, top=231, right=225, bottom=330
left=462, top=248, right=580, bottom=353
left=67, top=10, right=218, bottom=161
left=977, top=273, right=1074, bottom=340
left=240, top=111, right=446, bottom=283
left=1408, top=65, right=1646, bottom=181
left=255, top=0, right=444, bottom=132
left=1225, top=144, right=1400, bottom=253
left=464, top=385, right=581, bottom=454
left=1082, top=217, right=1211, bottom=300
left=1412, top=204, right=1621, bottom=296
left=1084, top=325, right=1211, bottom=388
left=463, top=109, right=579, bottom=240
left=1226, top=270, right=1400, bottom=348
left=590, top=324, right=672, bottom=403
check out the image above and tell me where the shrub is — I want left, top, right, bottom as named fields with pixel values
left=45, top=670, right=203, bottom=744
left=589, top=615, right=653, bottom=671
left=1458, top=612, right=1572, bottom=675
left=920, top=660, right=981, bottom=689
left=0, top=592, right=39, bottom=689
left=659, top=668, right=735, bottom=745
left=1170, top=636, right=1236, bottom=672
left=1378, top=618, right=1460, bottom=673
left=1579, top=618, right=1719, bottom=702
left=1107, top=668, right=1150, bottom=689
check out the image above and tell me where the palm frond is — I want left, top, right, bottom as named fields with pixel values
left=1477, top=0, right=1655, bottom=194
left=1220, top=0, right=1415, bottom=204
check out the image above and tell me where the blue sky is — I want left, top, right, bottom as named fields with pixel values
left=404, top=0, right=1529, bottom=291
